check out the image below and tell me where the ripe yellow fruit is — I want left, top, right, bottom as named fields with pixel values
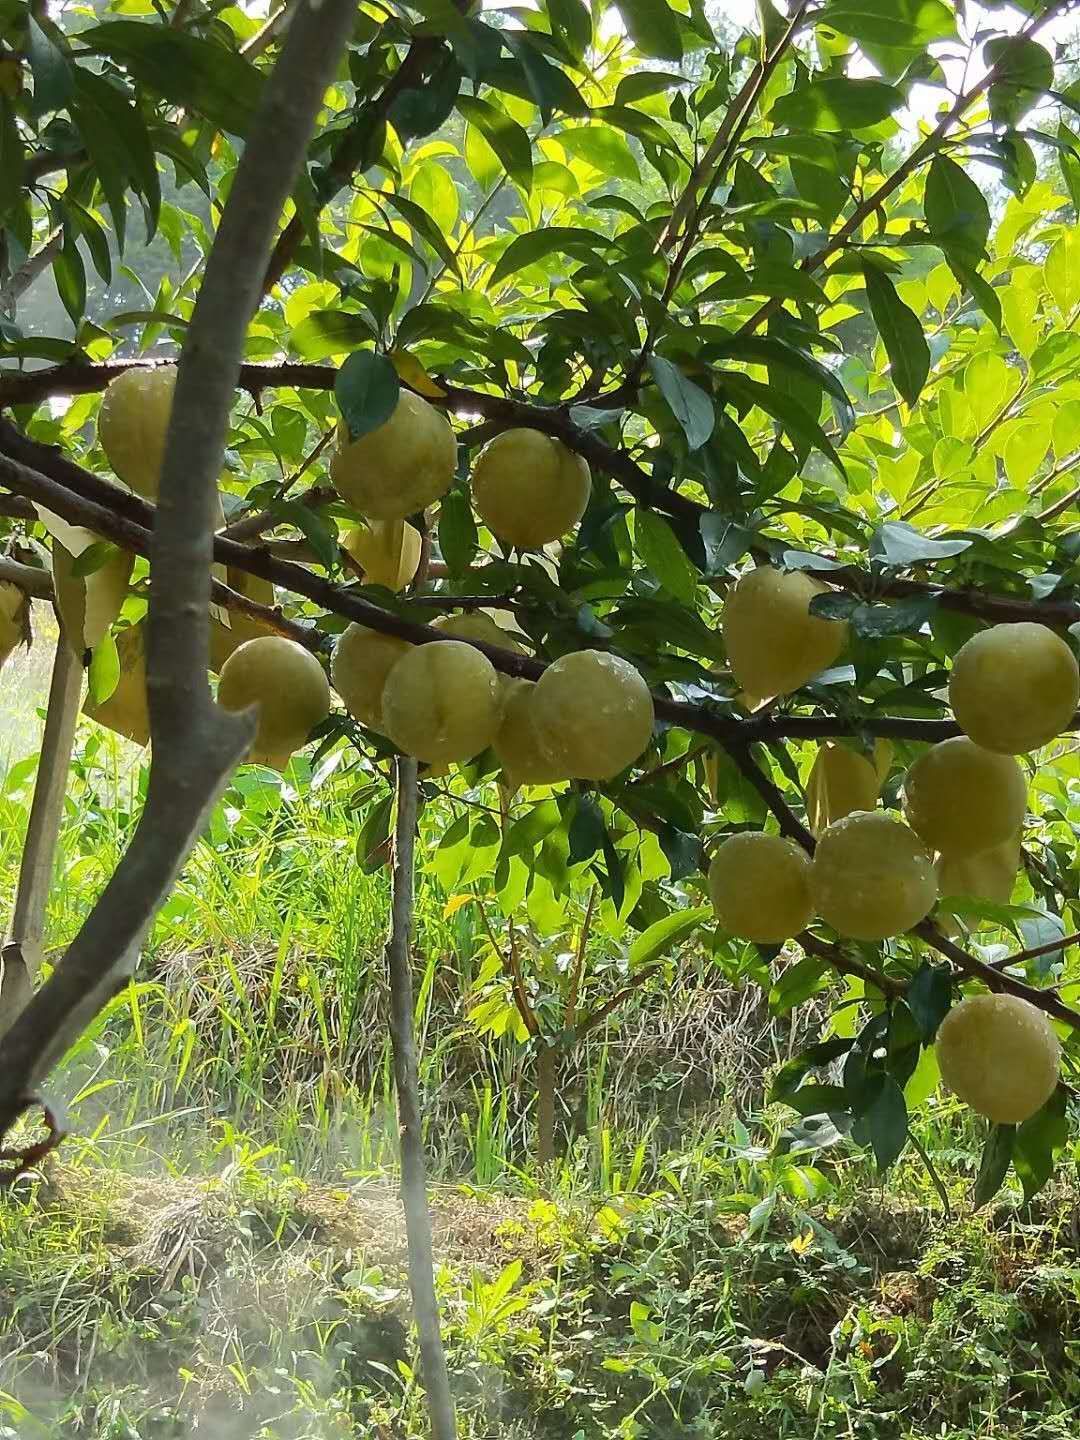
left=217, top=636, right=331, bottom=770
left=937, top=831, right=1021, bottom=910
left=381, top=639, right=501, bottom=765
left=708, top=832, right=813, bottom=944
left=331, top=624, right=412, bottom=732
left=343, top=519, right=422, bottom=592
left=936, top=993, right=1060, bottom=1124
left=330, top=391, right=456, bottom=521
left=811, top=811, right=936, bottom=941
left=532, top=649, right=654, bottom=781
left=209, top=569, right=278, bottom=671
left=949, top=622, right=1080, bottom=754
left=0, top=580, right=30, bottom=669
left=84, top=625, right=150, bottom=747
left=806, top=740, right=892, bottom=835
left=903, top=737, right=1027, bottom=858
left=493, top=679, right=570, bottom=788
left=53, top=533, right=134, bottom=656
left=470, top=429, right=591, bottom=548
left=97, top=365, right=177, bottom=499
left=722, top=566, right=847, bottom=698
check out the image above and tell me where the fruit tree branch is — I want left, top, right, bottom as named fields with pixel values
left=0, top=0, right=359, bottom=1142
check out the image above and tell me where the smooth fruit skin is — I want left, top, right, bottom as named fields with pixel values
left=532, top=649, right=654, bottom=781
left=494, top=679, right=570, bottom=788
left=97, top=365, right=177, bottom=499
left=811, top=811, right=937, bottom=942
left=936, top=993, right=1060, bottom=1124
left=217, top=635, right=331, bottom=770
left=331, top=624, right=411, bottom=732
left=381, top=639, right=500, bottom=765
left=903, top=737, right=1027, bottom=858
left=949, top=622, right=1080, bottom=754
left=343, top=519, right=421, bottom=592
left=330, top=391, right=456, bottom=521
left=937, top=830, right=1021, bottom=911
left=84, top=625, right=150, bottom=746
left=0, top=580, right=28, bottom=669
left=807, top=740, right=891, bottom=835
left=708, top=832, right=813, bottom=944
left=722, top=566, right=847, bottom=698
left=470, top=428, right=591, bottom=548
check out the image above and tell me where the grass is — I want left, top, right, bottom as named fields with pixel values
left=3, top=643, right=1080, bottom=1436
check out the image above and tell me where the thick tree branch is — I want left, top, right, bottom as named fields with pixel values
left=0, top=0, right=358, bottom=1141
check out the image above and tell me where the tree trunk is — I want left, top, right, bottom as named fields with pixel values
left=0, top=630, right=81, bottom=1032
left=386, top=756, right=457, bottom=1439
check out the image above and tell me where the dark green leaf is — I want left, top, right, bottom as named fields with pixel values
left=381, top=190, right=462, bottom=278
left=636, top=510, right=698, bottom=603
left=66, top=199, right=112, bottom=286
left=388, top=55, right=460, bottom=140
left=27, top=16, right=72, bottom=118
left=72, top=70, right=160, bottom=246
left=710, top=334, right=854, bottom=437
left=83, top=21, right=264, bottom=137
left=785, top=1083, right=850, bottom=1117
left=948, top=255, right=1002, bottom=331
left=1014, top=1087, right=1069, bottom=1203
left=490, top=226, right=612, bottom=287
left=809, top=592, right=937, bottom=637
left=503, top=32, right=585, bottom=120
left=615, top=0, right=682, bottom=60
left=599, top=831, right=626, bottom=912
left=438, top=488, right=477, bottom=573
left=721, top=372, right=844, bottom=474
left=861, top=1077, right=908, bottom=1173
left=276, top=500, right=339, bottom=574
left=870, top=520, right=972, bottom=566
left=335, top=351, right=400, bottom=443
left=985, top=37, right=1054, bottom=127
left=457, top=95, right=533, bottom=191
left=548, top=0, right=592, bottom=61
left=771, top=1038, right=854, bottom=1103
left=53, top=221, right=86, bottom=328
left=906, top=963, right=952, bottom=1041
left=356, top=795, right=394, bottom=872
left=0, top=97, right=23, bottom=226
left=649, top=356, right=715, bottom=451
left=820, top=0, right=955, bottom=47
left=568, top=793, right=606, bottom=863
left=925, top=154, right=991, bottom=264
left=772, top=78, right=904, bottom=132
left=974, top=1123, right=1015, bottom=1208
left=655, top=825, right=703, bottom=881
left=862, top=263, right=930, bottom=407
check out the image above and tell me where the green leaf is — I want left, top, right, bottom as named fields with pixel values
left=710, top=335, right=854, bottom=437
left=457, top=95, right=533, bottom=191
left=862, top=263, right=930, bottom=408
left=772, top=78, right=904, bottom=132
left=276, top=500, right=339, bottom=574
left=720, top=373, right=844, bottom=475
left=83, top=21, right=264, bottom=137
left=973, top=1123, right=1015, bottom=1208
left=635, top=510, right=698, bottom=603
left=356, top=795, right=394, bottom=873
left=568, top=794, right=606, bottom=863
left=870, top=520, right=972, bottom=566
left=785, top=1083, right=849, bottom=1117
left=53, top=221, right=86, bottom=329
left=503, top=32, right=584, bottom=121
left=382, top=189, right=461, bottom=278
left=925, top=154, right=991, bottom=264
left=1013, top=1087, right=1069, bottom=1203
left=27, top=16, right=72, bottom=118
left=769, top=958, right=829, bottom=1014
left=490, top=226, right=612, bottom=288
left=985, top=37, right=1054, bottom=127
left=615, top=0, right=682, bottom=60
left=289, top=311, right=376, bottom=362
left=548, top=0, right=592, bottom=61
left=335, top=351, right=401, bottom=443
left=628, top=906, right=710, bottom=968
left=906, top=963, right=952, bottom=1041
left=72, top=69, right=160, bottom=246
left=860, top=1077, right=908, bottom=1173
left=438, top=489, right=477, bottom=574
left=71, top=541, right=118, bottom=580
left=809, top=592, right=937, bottom=637
left=388, top=55, right=460, bottom=140
left=649, top=356, right=715, bottom=451
left=819, top=0, right=955, bottom=47
left=88, top=631, right=120, bottom=707
left=771, top=1038, right=854, bottom=1103
left=0, top=97, right=24, bottom=226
